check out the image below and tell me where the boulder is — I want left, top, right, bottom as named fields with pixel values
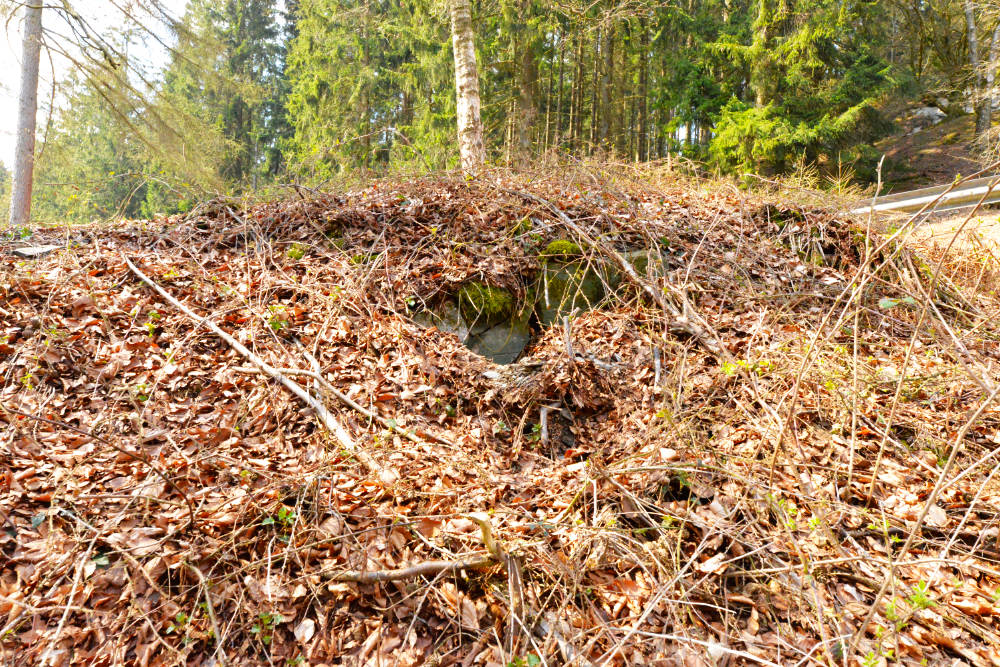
left=466, top=306, right=532, bottom=364
left=536, top=260, right=606, bottom=326
left=458, top=282, right=515, bottom=335
left=413, top=300, right=470, bottom=342
left=912, top=106, right=946, bottom=125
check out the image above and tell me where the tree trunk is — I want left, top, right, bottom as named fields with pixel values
left=599, top=26, right=613, bottom=146
left=638, top=25, right=649, bottom=162
left=554, top=35, right=566, bottom=148
left=543, top=29, right=557, bottom=152
left=449, top=0, right=485, bottom=172
left=589, top=28, right=601, bottom=148
left=569, top=34, right=584, bottom=149
left=989, top=22, right=1000, bottom=115
left=515, top=3, right=538, bottom=156
left=965, top=0, right=990, bottom=137
left=9, top=2, right=43, bottom=229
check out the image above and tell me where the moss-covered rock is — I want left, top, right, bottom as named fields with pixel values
left=413, top=301, right=470, bottom=342
left=540, top=239, right=583, bottom=261
left=458, top=282, right=515, bottom=333
left=535, top=262, right=606, bottom=326
left=467, top=305, right=532, bottom=364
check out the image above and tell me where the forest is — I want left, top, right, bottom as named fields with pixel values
left=6, top=2, right=1000, bottom=667
left=2, top=0, right=999, bottom=223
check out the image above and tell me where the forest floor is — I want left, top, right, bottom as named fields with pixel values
left=5, top=166, right=1000, bottom=666
left=877, top=107, right=981, bottom=191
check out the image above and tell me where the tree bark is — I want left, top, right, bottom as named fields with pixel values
left=516, top=26, right=538, bottom=155
left=9, top=2, right=43, bottom=229
left=554, top=34, right=566, bottom=147
left=543, top=29, right=557, bottom=152
left=638, top=24, right=649, bottom=162
left=989, top=21, right=1000, bottom=116
left=449, top=0, right=485, bottom=172
left=965, top=0, right=990, bottom=137
left=599, top=25, right=613, bottom=146
left=589, top=28, right=601, bottom=148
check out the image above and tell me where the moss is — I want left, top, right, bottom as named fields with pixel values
left=540, top=239, right=583, bottom=260
left=458, top=282, right=514, bottom=328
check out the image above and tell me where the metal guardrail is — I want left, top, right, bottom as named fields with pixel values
left=851, top=175, right=1000, bottom=215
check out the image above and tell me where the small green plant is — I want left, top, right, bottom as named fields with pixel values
left=166, top=612, right=190, bottom=635
left=526, top=422, right=542, bottom=443
left=907, top=581, right=935, bottom=609
left=252, top=612, right=282, bottom=645
left=508, top=654, right=541, bottom=667
left=286, top=243, right=306, bottom=260
left=263, top=505, right=296, bottom=529
left=145, top=310, right=161, bottom=336
left=268, top=305, right=289, bottom=331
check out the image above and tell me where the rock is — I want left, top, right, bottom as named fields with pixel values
left=458, top=282, right=514, bottom=334
left=412, top=300, right=470, bottom=342
left=11, top=244, right=61, bottom=259
left=912, top=106, right=946, bottom=125
left=536, top=260, right=606, bottom=326
left=466, top=306, right=531, bottom=364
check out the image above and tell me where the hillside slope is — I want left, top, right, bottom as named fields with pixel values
left=4, top=170, right=1000, bottom=666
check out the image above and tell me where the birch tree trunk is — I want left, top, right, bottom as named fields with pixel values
left=9, top=2, right=43, bottom=228
left=449, top=0, right=485, bottom=172
left=965, top=0, right=990, bottom=137
left=989, top=22, right=1000, bottom=114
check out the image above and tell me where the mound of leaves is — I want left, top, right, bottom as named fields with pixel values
left=4, top=170, right=1000, bottom=666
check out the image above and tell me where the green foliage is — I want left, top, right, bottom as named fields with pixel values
left=540, top=239, right=583, bottom=259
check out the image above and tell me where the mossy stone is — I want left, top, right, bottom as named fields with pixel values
left=467, top=305, right=532, bottom=365
left=413, top=300, right=470, bottom=342
left=540, top=239, right=583, bottom=261
left=458, top=282, right=514, bottom=333
left=536, top=261, right=606, bottom=326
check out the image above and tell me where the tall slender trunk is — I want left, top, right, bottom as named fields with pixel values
left=449, top=0, right=485, bottom=172
left=638, top=25, right=649, bottom=162
left=965, top=0, right=990, bottom=137
left=569, top=33, right=584, bottom=149
left=989, top=22, right=1000, bottom=113
left=516, top=5, right=538, bottom=156
left=9, top=2, right=43, bottom=228
left=543, top=29, right=557, bottom=152
left=599, top=26, right=613, bottom=146
left=554, top=35, right=566, bottom=148
left=589, top=28, right=601, bottom=149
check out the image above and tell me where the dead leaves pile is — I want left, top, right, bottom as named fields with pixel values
left=4, top=172, right=1000, bottom=666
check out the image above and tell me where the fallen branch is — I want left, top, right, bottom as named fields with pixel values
left=322, top=555, right=495, bottom=584
left=123, top=256, right=399, bottom=484
left=231, top=364, right=456, bottom=449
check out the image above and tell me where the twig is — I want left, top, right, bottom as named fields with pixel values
left=123, top=256, right=399, bottom=484
left=186, top=563, right=227, bottom=666
left=563, top=314, right=575, bottom=363
left=232, top=363, right=456, bottom=449
left=322, top=555, right=495, bottom=584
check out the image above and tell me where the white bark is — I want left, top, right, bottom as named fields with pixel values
left=989, top=21, right=1000, bottom=110
left=448, top=0, right=485, bottom=173
left=9, top=2, right=43, bottom=228
left=965, top=0, right=990, bottom=136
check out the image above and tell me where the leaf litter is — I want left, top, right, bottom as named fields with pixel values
left=3, top=168, right=1000, bottom=665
